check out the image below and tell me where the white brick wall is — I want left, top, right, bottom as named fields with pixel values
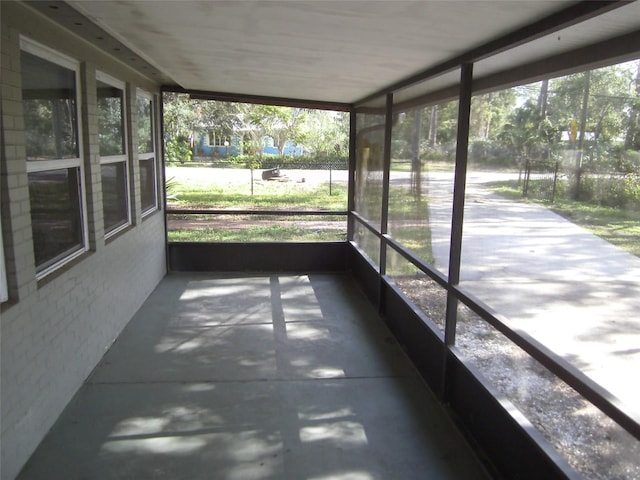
left=1, top=4, right=167, bottom=479
left=1, top=217, right=166, bottom=480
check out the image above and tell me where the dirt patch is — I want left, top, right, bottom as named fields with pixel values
left=168, top=216, right=344, bottom=232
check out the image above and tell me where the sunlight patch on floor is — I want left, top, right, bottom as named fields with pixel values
left=299, top=421, right=368, bottom=446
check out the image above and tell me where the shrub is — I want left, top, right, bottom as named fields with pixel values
left=570, top=173, right=640, bottom=209
left=469, top=140, right=512, bottom=166
left=166, top=136, right=192, bottom=164
left=619, top=150, right=640, bottom=174
left=619, top=173, right=640, bottom=209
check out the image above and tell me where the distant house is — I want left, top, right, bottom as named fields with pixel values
left=193, top=131, right=241, bottom=158
left=193, top=131, right=309, bottom=158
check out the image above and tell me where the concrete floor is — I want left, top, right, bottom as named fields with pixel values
left=18, top=272, right=490, bottom=480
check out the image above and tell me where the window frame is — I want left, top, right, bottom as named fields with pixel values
left=96, top=71, right=131, bottom=237
left=136, top=89, right=158, bottom=216
left=21, top=36, right=89, bottom=280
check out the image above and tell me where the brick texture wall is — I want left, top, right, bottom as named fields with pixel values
left=1, top=4, right=167, bottom=479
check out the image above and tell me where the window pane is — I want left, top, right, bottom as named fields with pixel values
left=460, top=60, right=640, bottom=421
left=389, top=98, right=457, bottom=274
left=386, top=247, right=446, bottom=332
left=137, top=96, right=153, bottom=154
left=163, top=96, right=350, bottom=242
left=456, top=304, right=640, bottom=479
left=353, top=223, right=380, bottom=267
left=28, top=168, right=83, bottom=270
left=101, top=162, right=128, bottom=233
left=97, top=80, right=125, bottom=156
left=21, top=51, right=78, bottom=160
left=355, top=100, right=386, bottom=227
left=140, top=158, right=157, bottom=212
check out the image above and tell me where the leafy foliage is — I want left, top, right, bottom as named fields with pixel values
left=165, top=135, right=192, bottom=164
left=163, top=94, right=348, bottom=165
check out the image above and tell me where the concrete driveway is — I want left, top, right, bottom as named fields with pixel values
left=427, top=170, right=640, bottom=416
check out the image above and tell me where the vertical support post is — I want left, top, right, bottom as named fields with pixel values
left=347, top=108, right=357, bottom=242
left=441, top=63, right=473, bottom=400
left=378, top=93, right=393, bottom=312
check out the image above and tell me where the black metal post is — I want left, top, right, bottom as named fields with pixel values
left=378, top=93, right=394, bottom=312
left=441, top=63, right=473, bottom=400
left=347, top=109, right=357, bottom=241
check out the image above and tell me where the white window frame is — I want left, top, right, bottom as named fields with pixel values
left=97, top=71, right=131, bottom=238
left=137, top=89, right=158, bottom=216
left=207, top=131, right=216, bottom=147
left=21, top=36, right=89, bottom=280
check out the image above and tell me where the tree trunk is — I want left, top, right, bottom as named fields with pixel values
left=538, top=79, right=549, bottom=118
left=428, top=106, right=438, bottom=147
left=411, top=108, right=422, bottom=197
left=624, top=61, right=640, bottom=149
left=483, top=93, right=493, bottom=139
left=577, top=71, right=591, bottom=158
left=574, top=70, right=591, bottom=200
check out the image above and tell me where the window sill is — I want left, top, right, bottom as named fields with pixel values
left=105, top=224, right=134, bottom=245
left=141, top=206, right=161, bottom=221
left=36, top=250, right=93, bottom=289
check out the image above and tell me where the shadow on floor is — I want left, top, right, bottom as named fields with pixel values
left=18, top=272, right=490, bottom=480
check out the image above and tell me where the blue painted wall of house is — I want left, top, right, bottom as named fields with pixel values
left=194, top=136, right=240, bottom=157
left=194, top=134, right=307, bottom=158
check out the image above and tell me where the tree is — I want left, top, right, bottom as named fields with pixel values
left=624, top=60, right=640, bottom=150
left=267, top=107, right=308, bottom=155
left=163, top=93, right=198, bottom=163
left=234, top=103, right=269, bottom=160
left=196, top=100, right=241, bottom=143
left=470, top=90, right=516, bottom=141
left=302, top=110, right=349, bottom=157
left=428, top=100, right=459, bottom=147
left=547, top=65, right=634, bottom=152
left=499, top=100, right=554, bottom=163
left=163, top=92, right=199, bottom=140
left=537, top=79, right=549, bottom=118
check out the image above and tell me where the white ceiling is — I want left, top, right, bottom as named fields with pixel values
left=65, top=1, right=639, bottom=104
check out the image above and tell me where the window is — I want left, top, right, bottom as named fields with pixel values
left=97, top=72, right=130, bottom=236
left=388, top=96, right=458, bottom=277
left=137, top=91, right=157, bottom=214
left=206, top=131, right=230, bottom=147
left=21, top=37, right=88, bottom=277
left=353, top=100, right=386, bottom=265
left=163, top=96, right=349, bottom=242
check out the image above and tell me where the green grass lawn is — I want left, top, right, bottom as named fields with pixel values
left=489, top=180, right=640, bottom=257
left=174, top=184, right=348, bottom=210
left=167, top=169, right=347, bottom=211
left=169, top=224, right=347, bottom=242
left=166, top=165, right=439, bottom=260
left=166, top=167, right=348, bottom=242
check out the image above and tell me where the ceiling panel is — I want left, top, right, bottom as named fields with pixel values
left=473, top=1, right=640, bottom=82
left=66, top=0, right=584, bottom=103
